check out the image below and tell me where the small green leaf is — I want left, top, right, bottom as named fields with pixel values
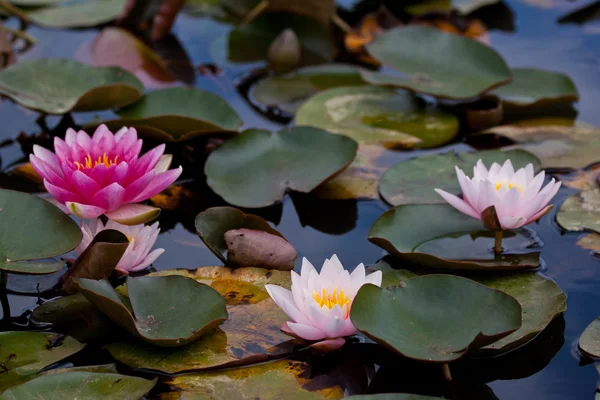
left=351, top=275, right=522, bottom=362
left=295, top=85, right=459, bottom=148
left=28, top=0, right=127, bottom=28
left=363, top=26, right=512, bottom=99
left=580, top=316, right=600, bottom=357
left=557, top=188, right=600, bottom=233
left=205, top=127, right=358, bottom=208
left=0, top=59, right=143, bottom=114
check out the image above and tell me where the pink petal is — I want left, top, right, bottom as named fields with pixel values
left=127, top=248, right=165, bottom=272
left=123, top=171, right=156, bottom=202
left=88, top=164, right=114, bottom=188
left=133, top=144, right=165, bottom=176
left=434, top=189, right=480, bottom=219
left=65, top=128, right=77, bottom=145
left=113, top=162, right=130, bottom=186
left=91, top=182, right=126, bottom=211
left=265, top=284, right=312, bottom=326
left=104, top=204, right=161, bottom=225
left=76, top=130, right=93, bottom=150
left=287, top=322, right=326, bottom=341
left=524, top=205, right=554, bottom=225
left=30, top=155, right=64, bottom=185
left=54, top=138, right=71, bottom=163
left=499, top=215, right=525, bottom=230
left=44, top=180, right=84, bottom=204
left=92, top=124, right=110, bottom=142
left=114, top=126, right=129, bottom=141
left=32, top=145, right=62, bottom=175
left=129, top=167, right=182, bottom=203
left=66, top=202, right=105, bottom=219
left=71, top=170, right=101, bottom=199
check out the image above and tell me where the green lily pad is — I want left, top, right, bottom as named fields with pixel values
left=491, top=68, right=579, bottom=108
left=195, top=207, right=288, bottom=266
left=577, top=232, right=600, bottom=255
left=363, top=26, right=512, bottom=99
left=557, top=188, right=600, bottom=233
left=480, top=124, right=600, bottom=169
left=28, top=0, right=126, bottom=28
left=0, top=189, right=82, bottom=274
left=96, top=87, right=242, bottom=142
left=205, top=126, right=358, bottom=208
left=0, top=59, right=143, bottom=114
left=0, top=331, right=85, bottom=391
left=228, top=12, right=333, bottom=65
left=74, top=275, right=228, bottom=347
left=253, top=64, right=366, bottom=113
left=105, top=267, right=297, bottom=374
left=579, top=316, right=600, bottom=357
left=165, top=359, right=344, bottom=399
left=295, top=85, right=459, bottom=148
left=368, top=203, right=542, bottom=271
left=379, top=149, right=541, bottom=206
left=0, top=371, right=156, bottom=400
left=351, top=275, right=522, bottom=362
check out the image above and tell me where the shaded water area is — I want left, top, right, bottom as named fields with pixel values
left=1, top=0, right=600, bottom=398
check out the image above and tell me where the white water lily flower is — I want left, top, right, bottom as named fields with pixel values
left=75, top=219, right=164, bottom=273
left=265, top=255, right=382, bottom=342
left=435, top=159, right=561, bottom=230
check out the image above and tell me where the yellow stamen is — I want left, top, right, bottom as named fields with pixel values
left=313, top=287, right=352, bottom=317
left=495, top=181, right=522, bottom=192
left=74, top=153, right=119, bottom=170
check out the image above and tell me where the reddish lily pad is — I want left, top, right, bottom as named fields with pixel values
left=105, top=267, right=298, bottom=374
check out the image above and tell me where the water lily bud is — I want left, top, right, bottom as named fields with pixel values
left=267, top=29, right=301, bottom=75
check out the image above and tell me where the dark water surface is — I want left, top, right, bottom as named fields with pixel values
left=1, top=0, right=600, bottom=398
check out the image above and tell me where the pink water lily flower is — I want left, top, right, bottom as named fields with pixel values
left=76, top=219, right=164, bottom=273
left=435, top=159, right=561, bottom=230
left=265, top=255, right=382, bottom=351
left=30, top=125, right=182, bottom=224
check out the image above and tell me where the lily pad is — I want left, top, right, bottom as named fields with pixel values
left=253, top=64, right=366, bottom=113
left=579, top=316, right=600, bottom=357
left=205, top=127, right=358, bottom=208
left=577, top=232, right=600, bottom=255
left=0, top=331, right=85, bottom=391
left=74, top=275, right=228, bottom=347
left=363, top=26, right=512, bottom=99
left=351, top=275, right=522, bottom=362
left=379, top=149, right=541, bottom=206
left=368, top=203, right=542, bottom=271
left=295, top=86, right=459, bottom=148
left=491, top=68, right=579, bottom=108
left=195, top=207, right=288, bottom=266
left=0, top=189, right=82, bottom=274
left=0, top=371, right=156, bottom=400
left=98, top=87, right=242, bottom=142
left=480, top=124, right=600, bottom=169
left=28, top=0, right=126, bottom=29
left=228, top=12, right=333, bottom=65
left=105, top=267, right=298, bottom=374
left=165, top=359, right=344, bottom=399
left=0, top=59, right=143, bottom=114
left=557, top=188, right=600, bottom=232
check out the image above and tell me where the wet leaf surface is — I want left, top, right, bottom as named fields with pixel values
left=0, top=371, right=156, bottom=400
left=351, top=275, right=522, bottom=362
left=105, top=266, right=298, bottom=374
left=379, top=149, right=540, bottom=206
left=99, top=87, right=242, bottom=142
left=579, top=316, right=600, bottom=357
left=75, top=275, right=228, bottom=346
left=0, top=331, right=85, bottom=391
left=295, top=86, right=459, bottom=148
left=363, top=26, right=511, bottom=99
left=577, top=232, right=600, bottom=255
left=205, top=127, right=358, bottom=208
left=28, top=0, right=127, bottom=28
left=557, top=188, right=600, bottom=232
left=0, top=189, right=82, bottom=274
left=368, top=203, right=542, bottom=271
left=225, top=228, right=297, bottom=270
left=0, top=59, right=143, bottom=114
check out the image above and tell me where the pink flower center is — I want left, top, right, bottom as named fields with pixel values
left=74, top=153, right=119, bottom=170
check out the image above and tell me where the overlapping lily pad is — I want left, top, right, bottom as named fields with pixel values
left=105, top=267, right=298, bottom=374
left=253, top=64, right=366, bottom=113
left=0, top=331, right=85, bottom=391
left=0, top=371, right=156, bottom=400
left=580, top=317, right=600, bottom=357
left=205, top=126, right=358, bottom=208
left=27, top=0, right=126, bottom=29
left=295, top=86, right=459, bottom=148
left=368, top=203, right=542, bottom=271
left=0, top=59, right=143, bottom=114
left=98, top=87, right=242, bottom=142
left=351, top=275, right=522, bottom=362
left=74, top=275, right=228, bottom=347
left=379, top=149, right=541, bottom=206
left=557, top=188, right=600, bottom=232
left=491, top=68, right=579, bottom=108
left=0, top=189, right=82, bottom=274
left=195, top=207, right=290, bottom=267
left=363, top=26, right=512, bottom=99
left=480, top=124, right=600, bottom=169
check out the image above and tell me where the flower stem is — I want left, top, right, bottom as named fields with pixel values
left=494, top=230, right=503, bottom=254
left=0, top=270, right=10, bottom=321
left=442, top=363, right=452, bottom=382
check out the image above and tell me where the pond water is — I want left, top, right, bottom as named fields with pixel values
left=1, top=0, right=600, bottom=398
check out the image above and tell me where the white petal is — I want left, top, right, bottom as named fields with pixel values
left=499, top=215, right=526, bottom=230
left=524, top=163, right=535, bottom=183
left=287, top=322, right=326, bottom=341
left=265, top=285, right=311, bottom=326
left=365, top=270, right=383, bottom=287
left=300, top=257, right=316, bottom=286
left=435, top=189, right=480, bottom=219
left=473, top=160, right=489, bottom=179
